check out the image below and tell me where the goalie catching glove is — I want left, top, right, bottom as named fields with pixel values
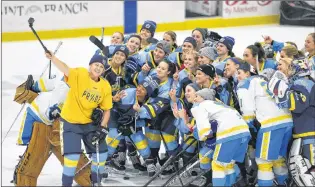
left=268, top=70, right=291, bottom=108
left=268, top=70, right=289, bottom=98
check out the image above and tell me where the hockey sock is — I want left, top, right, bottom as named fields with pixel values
left=273, top=157, right=288, bottom=185
left=91, top=152, right=107, bottom=183
left=62, top=153, right=80, bottom=186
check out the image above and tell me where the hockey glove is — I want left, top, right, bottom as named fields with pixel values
left=91, top=108, right=103, bottom=126
left=206, top=31, right=222, bottom=42
left=205, top=137, right=216, bottom=149
left=92, top=126, right=108, bottom=143
left=48, top=104, right=61, bottom=120
left=118, top=125, right=135, bottom=137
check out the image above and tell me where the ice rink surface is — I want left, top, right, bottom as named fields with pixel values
left=1, top=24, right=314, bottom=186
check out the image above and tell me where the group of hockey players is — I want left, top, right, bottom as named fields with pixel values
left=12, top=20, right=315, bottom=187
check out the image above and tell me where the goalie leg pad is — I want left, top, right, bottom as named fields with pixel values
left=289, top=155, right=315, bottom=186
left=49, top=120, right=91, bottom=186
left=289, top=138, right=315, bottom=186
left=13, top=122, right=51, bottom=186
left=302, top=142, right=315, bottom=166
left=17, top=109, right=37, bottom=145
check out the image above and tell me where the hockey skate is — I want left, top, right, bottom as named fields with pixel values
left=117, top=151, right=126, bottom=166
left=129, top=151, right=147, bottom=172
left=105, top=155, right=126, bottom=176
left=182, top=152, right=199, bottom=177
left=160, top=160, right=179, bottom=178
left=145, top=158, right=157, bottom=177
left=190, top=175, right=208, bottom=187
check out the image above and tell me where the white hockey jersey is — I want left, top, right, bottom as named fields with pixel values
left=191, top=100, right=250, bottom=143
left=237, top=76, right=293, bottom=133
left=29, top=77, right=69, bottom=125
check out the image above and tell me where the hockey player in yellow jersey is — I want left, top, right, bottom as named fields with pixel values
left=45, top=51, right=113, bottom=186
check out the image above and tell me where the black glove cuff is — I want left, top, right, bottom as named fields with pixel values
left=100, top=126, right=108, bottom=134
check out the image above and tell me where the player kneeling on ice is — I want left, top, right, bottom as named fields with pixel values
left=12, top=75, right=92, bottom=186
left=268, top=57, right=315, bottom=186
left=104, top=76, right=161, bottom=176
left=45, top=51, right=113, bottom=186
left=191, top=88, right=251, bottom=187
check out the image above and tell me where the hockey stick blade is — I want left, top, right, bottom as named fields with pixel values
left=89, top=35, right=105, bottom=50
left=143, top=138, right=197, bottom=187
left=89, top=35, right=109, bottom=57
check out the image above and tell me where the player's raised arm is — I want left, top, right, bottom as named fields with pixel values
left=45, top=51, right=69, bottom=76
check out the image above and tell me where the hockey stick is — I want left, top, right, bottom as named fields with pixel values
left=163, top=153, right=199, bottom=187
left=95, top=141, right=101, bottom=186
left=28, top=17, right=50, bottom=55
left=89, top=35, right=110, bottom=57
left=1, top=104, right=27, bottom=144
left=74, top=132, right=122, bottom=176
left=100, top=27, right=105, bottom=44
left=40, top=41, right=63, bottom=78
left=163, top=145, right=214, bottom=187
left=159, top=131, right=184, bottom=187
left=90, top=35, right=105, bottom=51
left=142, top=136, right=197, bottom=187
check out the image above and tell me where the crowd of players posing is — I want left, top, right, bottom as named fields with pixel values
left=14, top=20, right=315, bottom=187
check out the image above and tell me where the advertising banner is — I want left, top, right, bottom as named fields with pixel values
left=185, top=0, right=219, bottom=18
left=222, top=0, right=280, bottom=18
left=2, top=1, right=123, bottom=32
